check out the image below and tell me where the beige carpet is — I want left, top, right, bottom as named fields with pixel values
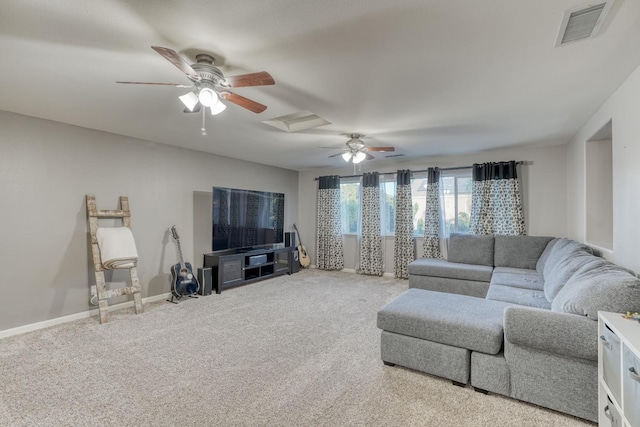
left=0, top=270, right=593, bottom=426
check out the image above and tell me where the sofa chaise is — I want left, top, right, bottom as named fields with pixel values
left=377, top=234, right=640, bottom=422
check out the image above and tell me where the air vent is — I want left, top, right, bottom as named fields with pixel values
left=262, top=111, right=331, bottom=132
left=555, top=1, right=615, bottom=47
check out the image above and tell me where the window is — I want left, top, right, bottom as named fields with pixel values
left=410, top=174, right=428, bottom=236
left=441, top=169, right=472, bottom=235
left=380, top=175, right=396, bottom=235
left=338, top=168, right=472, bottom=237
left=340, top=178, right=360, bottom=234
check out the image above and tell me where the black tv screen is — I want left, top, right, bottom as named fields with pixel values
left=212, top=186, right=285, bottom=252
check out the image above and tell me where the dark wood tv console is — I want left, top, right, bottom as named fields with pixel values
left=203, top=247, right=293, bottom=294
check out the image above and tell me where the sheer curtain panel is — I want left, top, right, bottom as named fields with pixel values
left=316, top=175, right=344, bottom=270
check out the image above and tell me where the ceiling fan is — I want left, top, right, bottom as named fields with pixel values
left=117, top=46, right=275, bottom=133
left=328, top=134, right=395, bottom=164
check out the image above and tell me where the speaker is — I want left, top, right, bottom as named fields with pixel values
left=289, top=250, right=300, bottom=274
left=285, top=232, right=296, bottom=248
left=197, top=268, right=213, bottom=296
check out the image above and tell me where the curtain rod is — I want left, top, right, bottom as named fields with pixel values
left=314, top=161, right=524, bottom=181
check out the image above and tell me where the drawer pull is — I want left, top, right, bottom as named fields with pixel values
left=600, top=335, right=612, bottom=349
left=629, top=367, right=640, bottom=382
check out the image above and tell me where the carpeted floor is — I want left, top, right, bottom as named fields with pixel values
left=0, top=270, right=594, bottom=426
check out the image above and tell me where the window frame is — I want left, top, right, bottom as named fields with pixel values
left=440, top=168, right=472, bottom=236
left=339, top=177, right=362, bottom=236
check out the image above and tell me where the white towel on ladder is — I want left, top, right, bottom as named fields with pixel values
left=96, top=227, right=139, bottom=269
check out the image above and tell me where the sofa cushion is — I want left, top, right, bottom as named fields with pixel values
left=491, top=267, right=543, bottom=291
left=543, top=250, right=599, bottom=302
left=551, top=261, right=640, bottom=320
left=486, top=284, right=551, bottom=309
left=408, top=258, right=493, bottom=282
left=377, top=288, right=512, bottom=354
left=494, top=235, right=554, bottom=270
left=536, top=238, right=560, bottom=274
left=542, top=239, right=593, bottom=279
left=447, top=233, right=495, bottom=266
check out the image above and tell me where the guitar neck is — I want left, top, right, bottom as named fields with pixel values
left=293, top=224, right=303, bottom=246
left=175, top=238, right=186, bottom=269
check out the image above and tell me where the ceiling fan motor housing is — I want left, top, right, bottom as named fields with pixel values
left=191, top=55, right=225, bottom=87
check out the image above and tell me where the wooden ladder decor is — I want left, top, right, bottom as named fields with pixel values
left=86, top=195, right=144, bottom=324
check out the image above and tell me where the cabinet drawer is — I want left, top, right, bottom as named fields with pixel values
left=604, top=395, right=623, bottom=427
left=623, top=345, right=640, bottom=427
left=601, top=325, right=622, bottom=403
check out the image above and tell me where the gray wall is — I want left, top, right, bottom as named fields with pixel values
left=567, top=63, right=640, bottom=273
left=0, top=111, right=298, bottom=331
left=297, top=143, right=568, bottom=273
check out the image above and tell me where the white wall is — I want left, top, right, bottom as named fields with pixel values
left=298, top=143, right=568, bottom=273
left=567, top=64, right=640, bottom=272
left=0, top=111, right=298, bottom=331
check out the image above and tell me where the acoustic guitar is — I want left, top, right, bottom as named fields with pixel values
left=293, top=223, right=311, bottom=267
left=169, top=225, right=200, bottom=300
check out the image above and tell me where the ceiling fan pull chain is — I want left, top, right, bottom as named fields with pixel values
left=201, top=108, right=207, bottom=136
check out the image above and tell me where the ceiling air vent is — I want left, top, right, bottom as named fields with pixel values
left=262, top=111, right=331, bottom=132
left=555, top=1, right=615, bottom=47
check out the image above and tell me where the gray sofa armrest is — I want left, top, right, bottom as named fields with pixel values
left=503, top=306, right=597, bottom=361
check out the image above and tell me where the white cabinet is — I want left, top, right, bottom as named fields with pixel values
left=598, top=311, right=640, bottom=427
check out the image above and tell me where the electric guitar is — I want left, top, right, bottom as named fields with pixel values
left=170, top=225, right=200, bottom=298
left=292, top=223, right=311, bottom=267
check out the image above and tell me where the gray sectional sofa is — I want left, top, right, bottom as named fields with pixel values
left=377, top=234, right=640, bottom=422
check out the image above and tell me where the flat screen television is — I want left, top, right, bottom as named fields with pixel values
left=212, top=186, right=285, bottom=252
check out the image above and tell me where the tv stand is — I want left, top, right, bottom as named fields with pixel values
left=203, top=247, right=293, bottom=294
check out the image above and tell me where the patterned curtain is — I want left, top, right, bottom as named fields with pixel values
left=358, top=172, right=383, bottom=276
left=422, top=167, right=442, bottom=258
left=316, top=175, right=344, bottom=270
left=394, top=170, right=414, bottom=279
left=469, top=161, right=525, bottom=235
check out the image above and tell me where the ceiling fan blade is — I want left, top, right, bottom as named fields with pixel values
left=220, top=91, right=267, bottom=113
left=116, top=81, right=193, bottom=88
left=151, top=46, right=201, bottom=80
left=183, top=102, right=202, bottom=113
left=219, top=71, right=275, bottom=88
left=366, top=147, right=395, bottom=152
left=329, top=152, right=346, bottom=158
left=365, top=153, right=375, bottom=160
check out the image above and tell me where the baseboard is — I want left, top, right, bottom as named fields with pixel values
left=0, top=293, right=171, bottom=340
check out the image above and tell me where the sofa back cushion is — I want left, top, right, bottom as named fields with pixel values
left=494, top=235, right=554, bottom=270
left=551, top=260, right=640, bottom=320
left=542, top=238, right=593, bottom=278
left=543, top=250, right=600, bottom=302
left=447, top=234, right=495, bottom=266
left=536, top=238, right=560, bottom=274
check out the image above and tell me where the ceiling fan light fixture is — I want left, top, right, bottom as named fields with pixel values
left=342, top=152, right=353, bottom=162
left=198, top=87, right=218, bottom=107
left=178, top=92, right=199, bottom=112
left=352, top=151, right=367, bottom=164
left=209, top=100, right=227, bottom=115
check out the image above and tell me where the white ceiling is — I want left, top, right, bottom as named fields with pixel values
left=1, top=0, right=640, bottom=171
